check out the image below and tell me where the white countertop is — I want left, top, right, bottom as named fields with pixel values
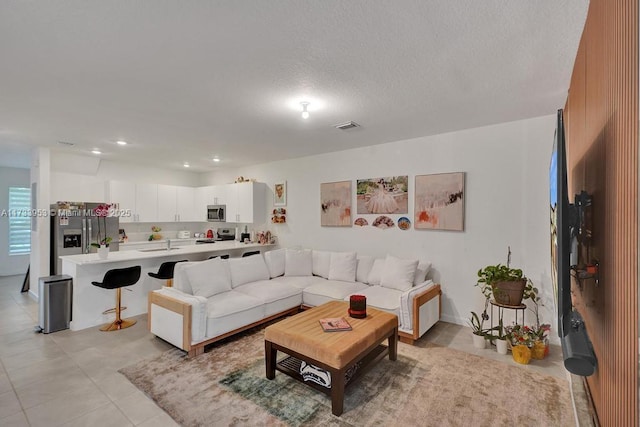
left=59, top=241, right=275, bottom=265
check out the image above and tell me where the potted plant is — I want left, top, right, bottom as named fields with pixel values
left=522, top=280, right=551, bottom=359
left=477, top=264, right=527, bottom=306
left=468, top=311, right=487, bottom=349
left=494, top=318, right=509, bottom=355
left=91, top=204, right=113, bottom=259
left=504, top=324, right=534, bottom=364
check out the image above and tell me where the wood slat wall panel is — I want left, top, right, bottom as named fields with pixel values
left=564, top=0, right=638, bottom=424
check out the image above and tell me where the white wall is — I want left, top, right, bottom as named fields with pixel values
left=201, top=115, right=557, bottom=339
left=50, top=153, right=201, bottom=204
left=30, top=147, right=51, bottom=297
left=0, top=166, right=31, bottom=276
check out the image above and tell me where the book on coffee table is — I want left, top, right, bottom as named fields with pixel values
left=319, top=317, right=352, bottom=332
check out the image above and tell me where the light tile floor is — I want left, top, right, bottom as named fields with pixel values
left=0, top=274, right=591, bottom=426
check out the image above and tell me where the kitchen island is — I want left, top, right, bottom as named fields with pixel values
left=60, top=241, right=275, bottom=331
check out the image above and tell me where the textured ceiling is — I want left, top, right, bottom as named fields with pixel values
left=0, top=1, right=589, bottom=171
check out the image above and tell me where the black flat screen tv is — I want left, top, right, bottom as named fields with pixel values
left=550, top=108, right=573, bottom=338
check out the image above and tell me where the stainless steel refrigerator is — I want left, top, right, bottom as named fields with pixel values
left=50, top=202, right=120, bottom=275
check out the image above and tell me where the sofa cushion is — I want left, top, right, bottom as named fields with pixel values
left=328, top=251, right=357, bottom=282
left=285, top=248, right=313, bottom=276
left=414, top=261, right=432, bottom=285
left=264, top=248, right=285, bottom=278
left=345, top=285, right=401, bottom=318
left=356, top=256, right=376, bottom=284
left=205, top=291, right=265, bottom=338
left=312, top=250, right=332, bottom=278
left=269, top=275, right=326, bottom=290
left=172, top=261, right=198, bottom=295
left=234, top=280, right=302, bottom=311
left=184, top=258, right=232, bottom=298
left=228, top=255, right=270, bottom=288
left=380, top=255, right=418, bottom=292
left=302, top=280, right=369, bottom=307
left=367, top=259, right=385, bottom=286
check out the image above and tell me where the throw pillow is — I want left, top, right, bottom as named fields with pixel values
left=356, top=256, right=376, bottom=283
left=184, top=258, right=232, bottom=298
left=228, top=255, right=270, bottom=288
left=380, top=255, right=419, bottom=292
left=264, top=248, right=285, bottom=278
left=413, top=261, right=432, bottom=285
left=285, top=248, right=313, bottom=276
left=328, top=251, right=357, bottom=282
left=367, top=258, right=385, bottom=286
left=312, top=250, right=332, bottom=278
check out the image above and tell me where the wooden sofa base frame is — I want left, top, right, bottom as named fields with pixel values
left=149, top=283, right=442, bottom=356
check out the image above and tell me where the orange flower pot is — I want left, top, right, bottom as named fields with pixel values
left=531, top=339, right=549, bottom=360
left=511, top=345, right=532, bottom=364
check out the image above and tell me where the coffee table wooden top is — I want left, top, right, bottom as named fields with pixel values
left=264, top=301, right=398, bottom=369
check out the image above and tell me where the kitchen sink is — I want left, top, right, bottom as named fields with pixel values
left=138, top=248, right=181, bottom=252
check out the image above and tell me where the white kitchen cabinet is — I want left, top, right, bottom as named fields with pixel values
left=225, top=182, right=266, bottom=224
left=176, top=186, right=197, bottom=221
left=107, top=181, right=158, bottom=222
left=135, top=183, right=158, bottom=222
left=158, top=185, right=197, bottom=222
left=157, top=185, right=177, bottom=222
left=209, top=185, right=229, bottom=206
left=194, top=187, right=210, bottom=222
left=107, top=180, right=137, bottom=223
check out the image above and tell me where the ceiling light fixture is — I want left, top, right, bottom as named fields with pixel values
left=183, top=162, right=190, bottom=168
left=212, top=157, right=220, bottom=162
left=116, top=140, right=128, bottom=146
left=91, top=149, right=102, bottom=155
left=300, top=102, right=310, bottom=119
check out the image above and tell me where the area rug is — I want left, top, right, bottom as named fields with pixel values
left=119, top=329, right=575, bottom=427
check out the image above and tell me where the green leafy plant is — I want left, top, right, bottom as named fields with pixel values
left=477, top=264, right=525, bottom=289
left=468, top=311, right=487, bottom=336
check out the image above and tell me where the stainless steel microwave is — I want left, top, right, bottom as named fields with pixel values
left=207, top=205, right=226, bottom=222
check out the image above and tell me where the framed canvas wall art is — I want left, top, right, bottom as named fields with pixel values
left=356, top=176, right=408, bottom=214
left=414, top=172, right=465, bottom=231
left=320, top=181, right=352, bottom=227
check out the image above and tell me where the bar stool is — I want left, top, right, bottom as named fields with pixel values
left=242, top=251, right=260, bottom=257
left=148, top=260, right=188, bottom=287
left=91, top=266, right=141, bottom=332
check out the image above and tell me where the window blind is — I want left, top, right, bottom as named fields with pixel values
left=8, top=187, right=31, bottom=255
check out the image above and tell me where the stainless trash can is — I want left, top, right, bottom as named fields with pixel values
left=37, top=275, right=72, bottom=333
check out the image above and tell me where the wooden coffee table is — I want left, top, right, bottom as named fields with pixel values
left=264, top=300, right=398, bottom=416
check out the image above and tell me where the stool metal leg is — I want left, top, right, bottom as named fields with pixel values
left=100, top=288, right=137, bottom=331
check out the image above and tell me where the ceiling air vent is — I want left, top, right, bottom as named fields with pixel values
left=334, top=121, right=360, bottom=130
left=57, top=141, right=75, bottom=146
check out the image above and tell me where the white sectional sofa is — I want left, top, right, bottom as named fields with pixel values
left=148, top=248, right=442, bottom=356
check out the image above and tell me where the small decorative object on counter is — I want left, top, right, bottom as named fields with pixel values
left=349, top=294, right=367, bottom=319
left=149, top=226, right=162, bottom=241
left=97, top=245, right=109, bottom=259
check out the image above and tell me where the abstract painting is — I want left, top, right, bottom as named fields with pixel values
left=320, top=181, right=352, bottom=227
left=356, top=176, right=408, bottom=214
left=414, top=172, right=465, bottom=231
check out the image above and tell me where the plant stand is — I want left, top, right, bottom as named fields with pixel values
left=489, top=299, right=525, bottom=343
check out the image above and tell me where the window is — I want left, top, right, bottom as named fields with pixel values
left=9, top=187, right=31, bottom=255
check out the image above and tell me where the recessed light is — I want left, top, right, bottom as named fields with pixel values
left=116, top=140, right=128, bottom=146
left=183, top=162, right=190, bottom=168
left=212, top=157, right=220, bottom=162
left=91, top=149, right=102, bottom=155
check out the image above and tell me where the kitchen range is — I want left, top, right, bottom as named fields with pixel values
left=196, top=228, right=235, bottom=244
